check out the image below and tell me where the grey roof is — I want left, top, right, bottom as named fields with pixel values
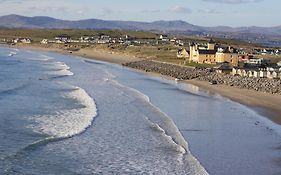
left=198, top=50, right=216, bottom=54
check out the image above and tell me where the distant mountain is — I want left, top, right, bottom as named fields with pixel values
left=0, top=14, right=280, bottom=35
left=0, top=14, right=281, bottom=47
left=206, top=26, right=281, bottom=36
left=0, top=15, right=202, bottom=32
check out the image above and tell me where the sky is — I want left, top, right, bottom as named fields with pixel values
left=0, top=0, right=280, bottom=27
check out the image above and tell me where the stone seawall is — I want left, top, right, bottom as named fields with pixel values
left=123, top=60, right=281, bottom=95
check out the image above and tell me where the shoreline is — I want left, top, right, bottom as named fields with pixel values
left=4, top=43, right=281, bottom=125
left=186, top=79, right=281, bottom=124
left=4, top=43, right=143, bottom=64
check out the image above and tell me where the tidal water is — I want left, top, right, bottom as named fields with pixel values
left=0, top=47, right=280, bottom=175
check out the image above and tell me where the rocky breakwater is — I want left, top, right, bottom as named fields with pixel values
left=198, top=72, right=281, bottom=94
left=123, top=60, right=281, bottom=95
left=123, top=60, right=211, bottom=80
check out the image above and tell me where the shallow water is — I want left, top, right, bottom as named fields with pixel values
left=0, top=47, right=280, bottom=174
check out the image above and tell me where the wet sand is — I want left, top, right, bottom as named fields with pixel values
left=186, top=79, right=281, bottom=124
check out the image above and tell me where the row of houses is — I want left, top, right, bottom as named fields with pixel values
left=41, top=34, right=147, bottom=45
left=252, top=48, right=281, bottom=56
left=39, top=34, right=187, bottom=46
left=232, top=66, right=281, bottom=79
left=12, top=38, right=32, bottom=44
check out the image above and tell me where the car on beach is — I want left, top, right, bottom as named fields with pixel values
left=209, top=80, right=217, bottom=85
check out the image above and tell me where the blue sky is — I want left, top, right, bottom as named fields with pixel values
left=0, top=0, right=279, bottom=27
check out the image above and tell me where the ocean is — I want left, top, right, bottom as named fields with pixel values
left=0, top=47, right=280, bottom=175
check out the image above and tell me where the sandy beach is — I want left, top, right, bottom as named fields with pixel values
left=187, top=80, right=281, bottom=124
left=6, top=43, right=281, bottom=125
left=7, top=43, right=142, bottom=64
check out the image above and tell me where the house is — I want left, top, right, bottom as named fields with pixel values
left=247, top=69, right=255, bottom=77
left=68, top=39, right=80, bottom=43
left=266, top=66, right=281, bottom=79
left=189, top=39, right=239, bottom=66
left=98, top=35, right=111, bottom=44
left=41, top=39, right=49, bottom=44
left=232, top=67, right=257, bottom=77
left=246, top=58, right=271, bottom=66
left=233, top=65, right=281, bottom=79
left=124, top=35, right=136, bottom=41
left=55, top=35, right=70, bottom=42
left=171, top=38, right=184, bottom=46
left=177, top=40, right=184, bottom=46
left=259, top=69, right=268, bottom=78
left=253, top=68, right=267, bottom=78
left=261, top=49, right=267, bottom=55
left=159, top=35, right=169, bottom=41
left=55, top=40, right=66, bottom=44
left=13, top=38, right=32, bottom=44
left=21, top=38, right=32, bottom=44
left=189, top=40, right=216, bottom=64
left=216, top=46, right=239, bottom=66
left=267, top=70, right=280, bottom=79
left=216, top=63, right=233, bottom=74
left=253, top=70, right=260, bottom=78
left=80, top=36, right=92, bottom=43
left=177, top=48, right=189, bottom=59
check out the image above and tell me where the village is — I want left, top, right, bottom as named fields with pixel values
left=4, top=32, right=281, bottom=81
left=177, top=39, right=281, bottom=80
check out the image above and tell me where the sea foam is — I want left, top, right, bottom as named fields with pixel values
left=106, top=78, right=208, bottom=174
left=30, top=86, right=97, bottom=138
left=28, top=59, right=97, bottom=139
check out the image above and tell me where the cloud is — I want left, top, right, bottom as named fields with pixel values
left=23, top=5, right=89, bottom=16
left=198, top=9, right=220, bottom=14
left=202, top=0, right=263, bottom=4
left=168, top=6, right=192, bottom=14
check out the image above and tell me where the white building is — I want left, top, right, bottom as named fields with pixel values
left=41, top=39, right=49, bottom=44
left=159, top=35, right=169, bottom=41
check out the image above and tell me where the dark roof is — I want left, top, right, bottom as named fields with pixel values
left=217, top=64, right=232, bottom=70
left=209, top=38, right=215, bottom=44
left=198, top=49, right=216, bottom=54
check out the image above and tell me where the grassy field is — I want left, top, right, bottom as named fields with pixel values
left=255, top=54, right=281, bottom=63
left=93, top=43, right=181, bottom=62
left=184, top=61, right=217, bottom=68
left=0, top=28, right=158, bottom=41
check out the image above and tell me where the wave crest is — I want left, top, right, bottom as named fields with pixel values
left=29, top=86, right=97, bottom=139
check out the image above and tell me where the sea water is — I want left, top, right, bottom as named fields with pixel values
left=0, top=47, right=280, bottom=175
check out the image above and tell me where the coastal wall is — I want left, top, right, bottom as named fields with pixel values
left=124, top=60, right=281, bottom=95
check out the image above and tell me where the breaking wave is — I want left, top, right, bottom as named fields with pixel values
left=29, top=86, right=97, bottom=138
left=145, top=117, right=186, bottom=154
left=105, top=78, right=208, bottom=174
left=40, top=61, right=74, bottom=80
